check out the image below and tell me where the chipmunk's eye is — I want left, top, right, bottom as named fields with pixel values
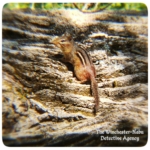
left=60, top=39, right=66, bottom=43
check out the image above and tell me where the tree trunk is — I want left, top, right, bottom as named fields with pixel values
left=2, top=8, right=148, bottom=146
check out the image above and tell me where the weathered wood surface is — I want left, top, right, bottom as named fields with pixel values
left=2, top=9, right=148, bottom=146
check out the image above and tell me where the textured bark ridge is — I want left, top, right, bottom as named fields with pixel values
left=2, top=9, right=148, bottom=146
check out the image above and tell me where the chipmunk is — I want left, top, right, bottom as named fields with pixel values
left=51, top=33, right=99, bottom=114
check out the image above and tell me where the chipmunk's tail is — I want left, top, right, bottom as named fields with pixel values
left=90, top=75, right=99, bottom=114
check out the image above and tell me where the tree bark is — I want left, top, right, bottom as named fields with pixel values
left=2, top=8, right=148, bottom=146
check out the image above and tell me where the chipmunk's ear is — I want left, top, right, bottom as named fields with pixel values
left=64, top=32, right=72, bottom=41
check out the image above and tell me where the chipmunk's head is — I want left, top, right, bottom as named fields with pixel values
left=51, top=33, right=73, bottom=51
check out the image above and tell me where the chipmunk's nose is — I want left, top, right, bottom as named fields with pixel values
left=50, top=36, right=59, bottom=45
left=49, top=39, right=54, bottom=44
